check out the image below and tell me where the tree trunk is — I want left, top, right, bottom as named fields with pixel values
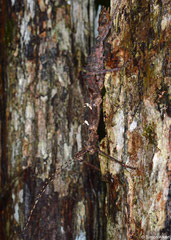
left=101, top=0, right=170, bottom=239
left=0, top=0, right=170, bottom=240
left=0, top=0, right=107, bottom=239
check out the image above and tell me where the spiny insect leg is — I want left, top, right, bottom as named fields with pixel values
left=23, top=171, right=57, bottom=233
left=98, top=149, right=137, bottom=170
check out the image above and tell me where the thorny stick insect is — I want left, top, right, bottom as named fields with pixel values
left=22, top=2, right=137, bottom=236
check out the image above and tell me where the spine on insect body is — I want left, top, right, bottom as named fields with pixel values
left=82, top=1, right=123, bottom=156
left=82, top=7, right=111, bottom=154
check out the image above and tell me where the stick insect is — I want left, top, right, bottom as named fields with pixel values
left=20, top=2, right=137, bottom=237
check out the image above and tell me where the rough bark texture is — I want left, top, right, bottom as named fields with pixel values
left=0, top=0, right=170, bottom=240
left=0, top=0, right=107, bottom=239
left=100, top=0, right=170, bottom=239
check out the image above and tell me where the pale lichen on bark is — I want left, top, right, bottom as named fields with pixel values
left=2, top=0, right=97, bottom=239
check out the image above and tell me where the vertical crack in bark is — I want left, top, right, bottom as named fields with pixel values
left=95, top=0, right=110, bottom=10
left=97, top=87, right=106, bottom=142
left=0, top=0, right=8, bottom=239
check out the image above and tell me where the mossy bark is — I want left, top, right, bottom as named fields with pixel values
left=100, top=0, right=170, bottom=239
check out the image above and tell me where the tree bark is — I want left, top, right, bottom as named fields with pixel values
left=100, top=0, right=170, bottom=239
left=0, top=0, right=107, bottom=239
left=0, top=0, right=170, bottom=240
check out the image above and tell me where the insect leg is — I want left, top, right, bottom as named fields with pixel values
left=98, top=149, right=137, bottom=170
